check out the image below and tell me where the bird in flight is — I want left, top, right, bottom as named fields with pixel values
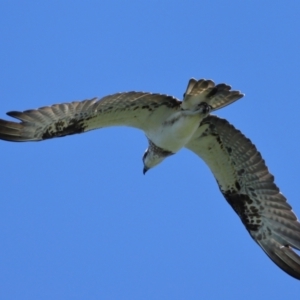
left=0, top=78, right=300, bottom=279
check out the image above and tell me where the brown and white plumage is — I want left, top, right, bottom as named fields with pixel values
left=186, top=115, right=300, bottom=279
left=0, top=79, right=241, bottom=142
left=0, top=78, right=300, bottom=279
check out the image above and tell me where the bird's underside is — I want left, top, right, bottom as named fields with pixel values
left=1, top=78, right=300, bottom=280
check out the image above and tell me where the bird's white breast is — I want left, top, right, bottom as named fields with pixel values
left=146, top=111, right=203, bottom=153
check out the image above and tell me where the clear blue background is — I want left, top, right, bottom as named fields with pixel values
left=1, top=1, right=300, bottom=299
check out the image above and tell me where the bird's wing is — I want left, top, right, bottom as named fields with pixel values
left=183, top=78, right=244, bottom=111
left=0, top=92, right=181, bottom=142
left=185, top=115, right=300, bottom=280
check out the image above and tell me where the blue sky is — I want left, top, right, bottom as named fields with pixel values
left=1, top=1, right=300, bottom=299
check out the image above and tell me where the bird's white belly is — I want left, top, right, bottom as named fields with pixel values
left=146, top=112, right=202, bottom=153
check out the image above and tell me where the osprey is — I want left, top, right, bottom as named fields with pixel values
left=0, top=78, right=300, bottom=280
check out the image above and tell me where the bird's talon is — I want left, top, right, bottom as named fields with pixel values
left=199, top=102, right=212, bottom=114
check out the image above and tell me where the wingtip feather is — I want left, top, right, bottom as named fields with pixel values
left=258, top=238, right=300, bottom=280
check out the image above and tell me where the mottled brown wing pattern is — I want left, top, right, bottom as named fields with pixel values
left=0, top=92, right=181, bottom=142
left=185, top=115, right=300, bottom=280
left=183, top=78, right=244, bottom=111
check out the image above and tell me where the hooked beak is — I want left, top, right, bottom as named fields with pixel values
left=143, top=166, right=149, bottom=175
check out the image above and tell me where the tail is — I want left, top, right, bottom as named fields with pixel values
left=182, top=78, right=244, bottom=111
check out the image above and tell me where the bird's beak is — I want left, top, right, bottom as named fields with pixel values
left=143, top=166, right=149, bottom=175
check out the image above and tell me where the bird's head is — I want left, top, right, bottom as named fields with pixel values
left=142, top=148, right=166, bottom=174
left=142, top=145, right=175, bottom=174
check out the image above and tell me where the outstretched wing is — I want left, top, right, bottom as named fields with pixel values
left=185, top=115, right=300, bottom=280
left=0, top=78, right=243, bottom=142
left=183, top=78, right=244, bottom=111
left=0, top=92, right=181, bottom=142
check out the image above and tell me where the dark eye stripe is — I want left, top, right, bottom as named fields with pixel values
left=142, top=150, right=148, bottom=161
